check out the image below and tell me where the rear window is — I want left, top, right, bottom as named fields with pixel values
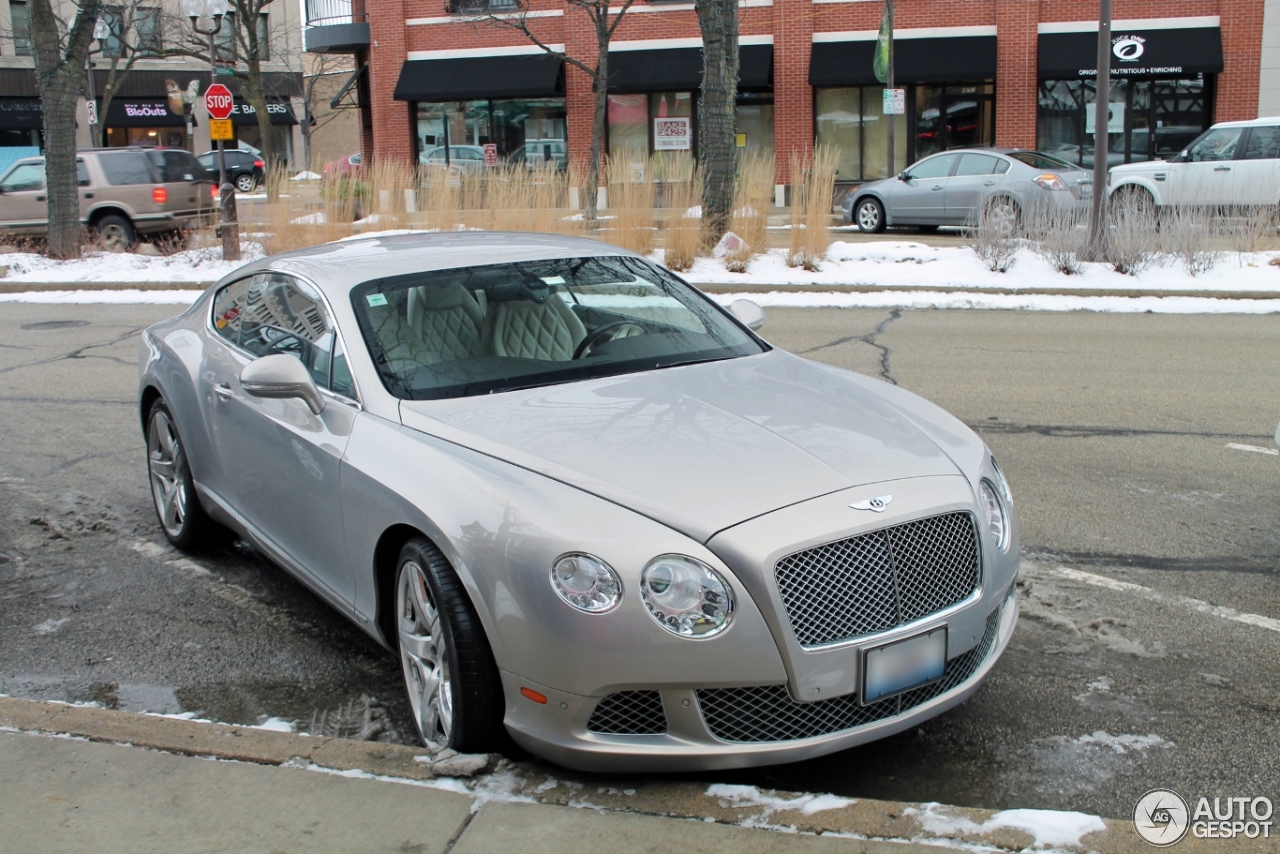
left=148, top=150, right=201, bottom=182
left=1008, top=151, right=1077, bottom=170
left=99, top=152, right=155, bottom=185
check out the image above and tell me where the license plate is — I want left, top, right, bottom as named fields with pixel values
left=1080, top=185, right=1093, bottom=197
left=862, top=627, right=946, bottom=704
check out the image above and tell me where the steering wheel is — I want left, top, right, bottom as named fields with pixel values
left=572, top=321, right=645, bottom=359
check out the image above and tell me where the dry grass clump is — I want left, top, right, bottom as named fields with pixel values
left=787, top=147, right=838, bottom=270
left=419, top=165, right=462, bottom=232
left=1105, top=191, right=1159, bottom=275
left=1219, top=204, right=1280, bottom=257
left=1160, top=203, right=1220, bottom=276
left=1025, top=201, right=1086, bottom=275
left=660, top=165, right=702, bottom=272
left=605, top=155, right=657, bottom=255
left=967, top=199, right=1020, bottom=273
left=725, top=151, right=774, bottom=273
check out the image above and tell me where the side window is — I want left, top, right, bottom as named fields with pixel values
left=99, top=152, right=155, bottom=185
left=1, top=162, right=45, bottom=192
left=236, top=274, right=350, bottom=395
left=954, top=154, right=1001, bottom=176
left=211, top=276, right=251, bottom=345
left=908, top=154, right=958, bottom=180
left=77, top=160, right=90, bottom=186
left=148, top=150, right=201, bottom=182
left=1185, top=128, right=1242, bottom=163
left=1242, top=126, right=1280, bottom=161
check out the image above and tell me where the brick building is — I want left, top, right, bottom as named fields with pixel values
left=305, top=0, right=1263, bottom=191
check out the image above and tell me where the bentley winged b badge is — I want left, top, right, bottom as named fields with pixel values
left=850, top=495, right=892, bottom=513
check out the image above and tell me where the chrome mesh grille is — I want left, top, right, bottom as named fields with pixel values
left=697, top=606, right=1001, bottom=743
left=586, top=690, right=667, bottom=735
left=774, top=512, right=980, bottom=647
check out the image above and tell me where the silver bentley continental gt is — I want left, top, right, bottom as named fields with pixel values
left=138, top=232, right=1019, bottom=772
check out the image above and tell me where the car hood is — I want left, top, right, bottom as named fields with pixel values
left=1110, top=159, right=1171, bottom=174
left=398, top=351, right=967, bottom=543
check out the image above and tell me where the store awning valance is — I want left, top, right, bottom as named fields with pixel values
left=607, top=44, right=773, bottom=93
left=393, top=54, right=563, bottom=102
left=230, top=98, right=298, bottom=126
left=809, top=35, right=997, bottom=87
left=1038, top=27, right=1223, bottom=78
left=104, top=99, right=186, bottom=127
left=0, top=98, right=43, bottom=130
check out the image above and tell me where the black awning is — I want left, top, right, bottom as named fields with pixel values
left=608, top=44, right=773, bottom=93
left=809, top=35, right=996, bottom=87
left=1038, top=27, right=1223, bottom=78
left=230, top=98, right=298, bottom=126
left=393, top=54, right=563, bottom=102
left=104, top=99, right=186, bottom=127
left=0, top=98, right=43, bottom=130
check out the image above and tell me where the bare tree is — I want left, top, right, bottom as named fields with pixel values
left=29, top=0, right=102, bottom=258
left=298, top=53, right=354, bottom=172
left=95, top=1, right=152, bottom=148
left=472, top=0, right=638, bottom=221
left=695, top=0, right=738, bottom=247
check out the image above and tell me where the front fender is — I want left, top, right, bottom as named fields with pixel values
left=1108, top=174, right=1165, bottom=206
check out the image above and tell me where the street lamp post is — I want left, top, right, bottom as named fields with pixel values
left=84, top=17, right=111, bottom=147
left=182, top=0, right=239, bottom=261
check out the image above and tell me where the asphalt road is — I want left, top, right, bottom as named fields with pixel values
left=0, top=303, right=1277, bottom=820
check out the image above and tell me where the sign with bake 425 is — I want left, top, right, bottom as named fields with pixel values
left=653, top=117, right=691, bottom=151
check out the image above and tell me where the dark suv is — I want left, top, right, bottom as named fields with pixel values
left=197, top=149, right=265, bottom=193
left=0, top=147, right=214, bottom=250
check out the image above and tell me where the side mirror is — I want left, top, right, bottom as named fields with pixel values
left=898, top=172, right=911, bottom=182
left=240, top=354, right=325, bottom=415
left=728, top=298, right=765, bottom=331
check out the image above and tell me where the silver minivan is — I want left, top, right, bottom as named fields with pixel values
left=0, top=146, right=214, bottom=250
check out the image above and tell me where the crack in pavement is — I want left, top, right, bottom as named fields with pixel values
left=0, top=328, right=144, bottom=376
left=800, top=308, right=903, bottom=385
left=972, top=421, right=1272, bottom=441
left=1025, top=549, right=1280, bottom=576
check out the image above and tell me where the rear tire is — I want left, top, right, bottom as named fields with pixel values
left=146, top=399, right=216, bottom=551
left=854, top=197, right=886, bottom=233
left=235, top=173, right=257, bottom=193
left=395, top=537, right=506, bottom=754
left=982, top=196, right=1021, bottom=238
left=94, top=214, right=135, bottom=252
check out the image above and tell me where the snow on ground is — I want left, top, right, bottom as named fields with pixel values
left=0, top=245, right=264, bottom=284
left=292, top=171, right=321, bottom=181
left=906, top=803, right=1107, bottom=849
left=675, top=241, right=1280, bottom=294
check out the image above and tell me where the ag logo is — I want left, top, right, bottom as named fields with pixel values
left=1113, top=35, right=1146, bottom=62
left=1134, top=789, right=1190, bottom=846
left=850, top=495, right=892, bottom=513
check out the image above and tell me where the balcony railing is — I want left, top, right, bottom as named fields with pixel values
left=305, top=0, right=367, bottom=28
left=305, top=0, right=370, bottom=53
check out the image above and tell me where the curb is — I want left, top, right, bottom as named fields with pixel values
left=0, top=696, right=1260, bottom=853
left=2, top=280, right=1279, bottom=302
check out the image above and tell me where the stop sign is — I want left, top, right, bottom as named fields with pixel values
left=205, top=84, right=234, bottom=120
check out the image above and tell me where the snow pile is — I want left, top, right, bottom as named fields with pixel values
left=706, top=783, right=856, bottom=817
left=676, top=241, right=1280, bottom=294
left=0, top=245, right=263, bottom=283
left=907, top=802, right=1107, bottom=848
left=292, top=171, right=322, bottom=181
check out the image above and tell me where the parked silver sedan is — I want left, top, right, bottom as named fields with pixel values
left=138, top=232, right=1019, bottom=772
left=844, top=148, right=1093, bottom=234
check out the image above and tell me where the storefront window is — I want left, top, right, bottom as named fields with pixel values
left=415, top=99, right=566, bottom=167
left=815, top=87, right=907, bottom=182
left=607, top=94, right=647, bottom=153
left=1037, top=77, right=1210, bottom=168
left=914, top=84, right=994, bottom=159
left=735, top=98, right=774, bottom=158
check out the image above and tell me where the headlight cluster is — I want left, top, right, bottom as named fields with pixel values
left=549, top=551, right=735, bottom=639
left=640, top=555, right=734, bottom=639
left=980, top=455, right=1013, bottom=553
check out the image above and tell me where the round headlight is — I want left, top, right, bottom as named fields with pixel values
left=640, top=555, right=734, bottom=639
left=990, top=456, right=1013, bottom=503
left=550, top=553, right=622, bottom=613
left=979, top=479, right=1009, bottom=553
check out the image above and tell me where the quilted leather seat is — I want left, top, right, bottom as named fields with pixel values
left=407, top=283, right=486, bottom=362
left=365, top=297, right=439, bottom=375
left=485, top=293, right=586, bottom=361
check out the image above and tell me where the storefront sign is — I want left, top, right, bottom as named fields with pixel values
left=653, top=117, right=691, bottom=151
left=1037, top=26, right=1223, bottom=79
left=0, top=99, right=44, bottom=130
left=1085, top=101, right=1125, bottom=134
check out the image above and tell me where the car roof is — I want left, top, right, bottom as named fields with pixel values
left=242, top=232, right=644, bottom=297
left=1209, top=117, right=1280, bottom=129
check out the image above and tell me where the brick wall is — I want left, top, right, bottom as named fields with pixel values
left=363, top=0, right=1263, bottom=175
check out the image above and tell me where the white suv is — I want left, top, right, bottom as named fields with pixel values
left=1107, top=117, right=1280, bottom=211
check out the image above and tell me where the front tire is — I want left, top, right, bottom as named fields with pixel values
left=854, top=197, right=886, bottom=233
left=146, top=399, right=215, bottom=551
left=396, top=537, right=505, bottom=753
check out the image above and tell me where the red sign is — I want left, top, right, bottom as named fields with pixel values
left=204, top=84, right=234, bottom=120
left=482, top=143, right=498, bottom=166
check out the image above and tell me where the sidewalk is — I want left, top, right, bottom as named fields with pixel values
left=0, top=696, right=1262, bottom=854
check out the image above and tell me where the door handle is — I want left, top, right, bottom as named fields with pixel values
left=213, top=383, right=233, bottom=402
left=1214, top=166, right=1232, bottom=172
left=83, top=192, right=94, bottom=199
left=931, top=185, right=944, bottom=191
left=983, top=180, right=997, bottom=186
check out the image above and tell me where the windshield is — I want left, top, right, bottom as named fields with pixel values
left=1008, top=150, right=1078, bottom=170
left=352, top=255, right=766, bottom=400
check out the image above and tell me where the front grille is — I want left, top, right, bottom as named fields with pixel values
left=586, top=690, right=667, bottom=735
left=697, top=606, right=1001, bottom=743
left=774, top=512, right=980, bottom=647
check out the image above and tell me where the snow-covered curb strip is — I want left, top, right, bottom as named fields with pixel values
left=0, top=289, right=204, bottom=304
left=0, top=695, right=1155, bottom=853
left=0, top=245, right=263, bottom=283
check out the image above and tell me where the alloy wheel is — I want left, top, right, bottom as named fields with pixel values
left=147, top=410, right=188, bottom=539
left=857, top=201, right=881, bottom=232
left=397, top=560, right=453, bottom=750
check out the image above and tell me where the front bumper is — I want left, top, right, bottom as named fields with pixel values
left=502, top=584, right=1018, bottom=773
